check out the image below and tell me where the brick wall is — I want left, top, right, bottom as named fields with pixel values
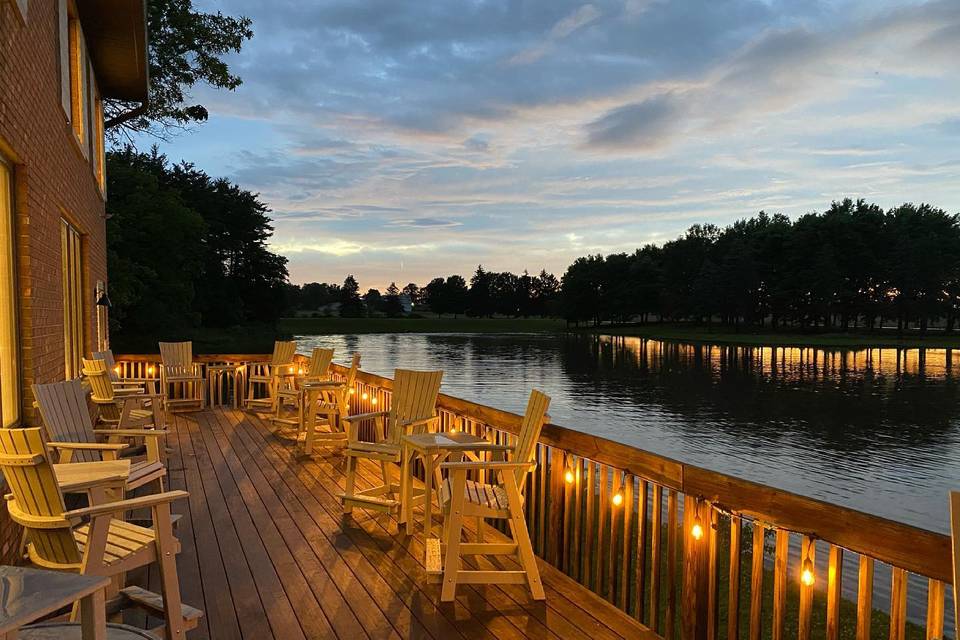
left=0, top=1, right=110, bottom=563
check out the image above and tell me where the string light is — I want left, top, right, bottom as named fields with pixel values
left=801, top=557, right=815, bottom=587
left=564, top=458, right=575, bottom=484
left=691, top=514, right=705, bottom=541
left=371, top=396, right=378, bottom=405
left=288, top=366, right=295, bottom=374
left=612, top=483, right=624, bottom=506
left=349, top=388, right=355, bottom=395
left=297, top=367, right=304, bottom=376
left=114, top=365, right=121, bottom=375
left=147, top=366, right=155, bottom=376
left=361, top=392, right=369, bottom=400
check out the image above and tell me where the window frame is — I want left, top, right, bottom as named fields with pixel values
left=61, top=218, right=85, bottom=380
left=0, top=155, right=21, bottom=427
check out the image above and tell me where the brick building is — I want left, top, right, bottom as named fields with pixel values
left=0, top=0, right=147, bottom=431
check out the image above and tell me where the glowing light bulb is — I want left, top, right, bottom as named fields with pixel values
left=288, top=366, right=295, bottom=374
left=691, top=516, right=704, bottom=541
left=349, top=388, right=355, bottom=395
left=298, top=367, right=304, bottom=376
left=147, top=366, right=155, bottom=376
left=801, top=558, right=815, bottom=587
left=361, top=392, right=369, bottom=400
left=114, top=365, right=121, bottom=375
left=612, top=491, right=623, bottom=507
left=371, top=396, right=378, bottom=405
left=564, top=470, right=575, bottom=484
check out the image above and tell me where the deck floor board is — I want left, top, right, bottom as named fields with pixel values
left=161, top=408, right=656, bottom=640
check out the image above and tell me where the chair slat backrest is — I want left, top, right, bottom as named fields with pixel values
left=92, top=349, right=120, bottom=382
left=82, top=358, right=115, bottom=403
left=159, top=341, right=195, bottom=377
left=33, top=379, right=100, bottom=463
left=511, top=390, right=551, bottom=486
left=306, top=348, right=334, bottom=378
left=388, top=369, right=443, bottom=445
left=272, top=341, right=297, bottom=367
left=0, top=428, right=81, bottom=567
left=336, top=354, right=361, bottom=414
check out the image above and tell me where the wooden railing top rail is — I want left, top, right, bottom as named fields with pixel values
left=116, top=353, right=952, bottom=583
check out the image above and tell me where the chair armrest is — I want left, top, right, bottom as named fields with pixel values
left=440, top=461, right=535, bottom=471
left=49, top=442, right=129, bottom=451
left=94, top=428, right=167, bottom=438
left=399, top=416, right=440, bottom=431
left=342, top=410, right=390, bottom=423
left=64, top=490, right=189, bottom=519
left=302, top=380, right=343, bottom=388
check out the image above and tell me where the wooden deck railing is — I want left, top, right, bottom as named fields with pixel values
left=115, top=353, right=955, bottom=640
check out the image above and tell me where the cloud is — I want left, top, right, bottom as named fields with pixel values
left=387, top=217, right=462, bottom=228
left=585, top=93, right=686, bottom=150
left=511, top=4, right=603, bottom=65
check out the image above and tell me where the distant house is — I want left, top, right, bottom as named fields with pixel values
left=398, top=294, right=413, bottom=315
left=0, top=0, right=148, bottom=426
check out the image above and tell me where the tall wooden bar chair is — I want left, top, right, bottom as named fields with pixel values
left=0, top=427, right=201, bottom=639
left=438, top=389, right=550, bottom=601
left=35, top=378, right=167, bottom=491
left=244, top=340, right=296, bottom=413
left=84, top=358, right=165, bottom=432
left=299, top=353, right=361, bottom=454
left=339, top=369, right=443, bottom=515
left=158, top=341, right=205, bottom=411
left=272, top=347, right=334, bottom=429
left=92, top=349, right=152, bottom=396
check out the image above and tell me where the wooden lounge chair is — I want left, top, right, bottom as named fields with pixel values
left=437, top=389, right=550, bottom=602
left=92, top=349, right=152, bottom=395
left=298, top=353, right=361, bottom=455
left=158, top=341, right=205, bottom=411
left=244, top=340, right=296, bottom=413
left=34, top=378, right=167, bottom=491
left=340, top=369, right=443, bottom=515
left=0, top=427, right=201, bottom=639
left=84, top=358, right=164, bottom=432
left=272, top=347, right=334, bottom=429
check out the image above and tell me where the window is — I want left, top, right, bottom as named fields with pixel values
left=59, top=0, right=89, bottom=154
left=92, top=88, right=105, bottom=192
left=61, top=219, right=85, bottom=379
left=0, top=157, right=20, bottom=426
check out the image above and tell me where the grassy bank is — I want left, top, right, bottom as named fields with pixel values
left=279, top=316, right=567, bottom=335
left=582, top=323, right=960, bottom=350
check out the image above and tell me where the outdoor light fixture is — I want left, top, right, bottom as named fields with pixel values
left=349, top=388, right=355, bottom=395
left=691, top=514, right=705, bottom=541
left=801, top=556, right=815, bottom=587
left=361, top=392, right=368, bottom=400
left=95, top=289, right=112, bottom=308
left=564, top=469, right=575, bottom=484
left=371, top=396, right=378, bottom=405
left=612, top=484, right=624, bottom=506
left=147, top=366, right=155, bottom=376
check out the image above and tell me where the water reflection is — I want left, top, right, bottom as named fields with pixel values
left=296, top=332, right=960, bottom=533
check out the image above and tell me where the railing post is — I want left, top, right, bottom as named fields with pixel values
left=548, top=448, right=565, bottom=567
left=681, top=495, right=710, bottom=640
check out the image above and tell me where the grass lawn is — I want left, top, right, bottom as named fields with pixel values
left=279, top=316, right=568, bottom=335
left=584, top=323, right=960, bottom=350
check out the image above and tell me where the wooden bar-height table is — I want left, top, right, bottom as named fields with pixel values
left=206, top=363, right=246, bottom=408
left=400, top=431, right=504, bottom=538
left=0, top=566, right=110, bottom=639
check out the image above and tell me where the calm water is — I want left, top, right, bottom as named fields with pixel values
left=295, top=332, right=960, bottom=534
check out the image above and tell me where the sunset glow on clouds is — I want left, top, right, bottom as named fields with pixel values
left=155, top=0, right=960, bottom=288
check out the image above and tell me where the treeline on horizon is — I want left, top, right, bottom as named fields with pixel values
left=288, top=198, right=960, bottom=333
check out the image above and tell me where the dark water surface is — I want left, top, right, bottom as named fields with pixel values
left=296, top=332, right=959, bottom=534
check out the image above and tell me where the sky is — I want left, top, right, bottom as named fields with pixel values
left=150, top=0, right=960, bottom=289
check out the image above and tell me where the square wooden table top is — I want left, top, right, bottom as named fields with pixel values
left=0, top=566, right=109, bottom=634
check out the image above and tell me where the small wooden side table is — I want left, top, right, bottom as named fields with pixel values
left=0, top=566, right=110, bottom=640
left=400, top=431, right=503, bottom=538
left=206, top=364, right=246, bottom=408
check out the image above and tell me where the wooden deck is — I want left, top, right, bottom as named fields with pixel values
left=138, top=407, right=655, bottom=640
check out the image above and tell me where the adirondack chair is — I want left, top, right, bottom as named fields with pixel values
left=0, top=427, right=201, bottom=639
left=299, top=353, right=361, bottom=455
left=34, top=378, right=167, bottom=491
left=158, top=341, right=205, bottom=410
left=272, top=347, right=334, bottom=429
left=92, top=349, right=152, bottom=396
left=437, top=389, right=551, bottom=601
left=340, top=369, right=443, bottom=515
left=83, top=358, right=164, bottom=432
left=244, top=340, right=297, bottom=412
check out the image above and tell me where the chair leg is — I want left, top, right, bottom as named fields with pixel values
left=504, top=475, right=545, bottom=600
left=441, top=472, right=467, bottom=602
left=154, top=503, right=186, bottom=639
left=380, top=461, right=394, bottom=501
left=476, top=516, right=485, bottom=542
left=343, top=454, right=356, bottom=514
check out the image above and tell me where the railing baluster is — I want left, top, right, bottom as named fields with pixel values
left=597, top=465, right=610, bottom=596
left=707, top=507, right=718, bottom=640
left=635, top=478, right=648, bottom=623
left=827, top=545, right=843, bottom=640
left=584, top=460, right=596, bottom=589
left=856, top=555, right=874, bottom=640
left=889, top=567, right=907, bottom=640
left=728, top=515, right=742, bottom=640
left=798, top=536, right=815, bottom=640
left=619, top=474, right=633, bottom=611
left=649, top=484, right=663, bottom=632
left=571, top=456, right=583, bottom=583
left=925, top=579, right=944, bottom=640
left=773, top=529, right=789, bottom=640
left=749, top=523, right=764, bottom=640
left=665, top=489, right=678, bottom=640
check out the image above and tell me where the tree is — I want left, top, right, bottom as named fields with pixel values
left=402, top=282, right=421, bottom=307
left=424, top=278, right=448, bottom=316
left=468, top=265, right=494, bottom=317
left=106, top=0, right=254, bottom=143
left=445, top=275, right=469, bottom=318
left=363, top=289, right=383, bottom=316
left=339, top=276, right=363, bottom=317
left=384, top=282, right=403, bottom=317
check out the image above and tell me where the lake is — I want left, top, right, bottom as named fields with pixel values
left=295, top=332, right=960, bottom=534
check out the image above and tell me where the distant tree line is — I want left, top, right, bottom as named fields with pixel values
left=284, top=268, right=561, bottom=319
left=560, top=199, right=960, bottom=332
